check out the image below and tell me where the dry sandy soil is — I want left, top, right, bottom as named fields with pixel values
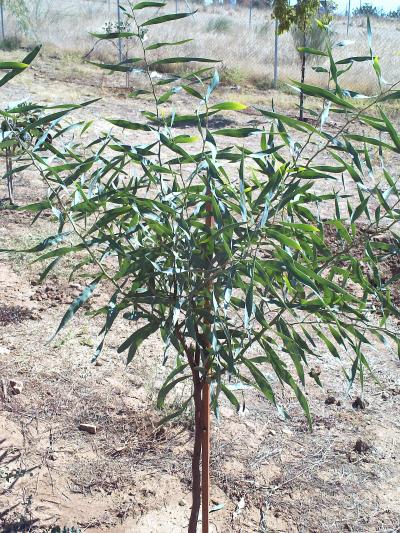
left=0, top=52, right=400, bottom=533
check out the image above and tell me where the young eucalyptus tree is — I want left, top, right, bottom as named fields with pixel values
left=4, top=8, right=400, bottom=533
left=0, top=46, right=96, bottom=204
left=0, top=46, right=40, bottom=203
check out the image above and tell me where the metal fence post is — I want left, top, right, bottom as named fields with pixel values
left=249, top=0, right=253, bottom=27
left=347, top=0, right=351, bottom=36
left=273, top=18, right=278, bottom=89
left=117, top=0, right=122, bottom=63
left=1, top=1, right=5, bottom=41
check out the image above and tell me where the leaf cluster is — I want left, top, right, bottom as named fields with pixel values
left=3, top=8, right=400, bottom=427
left=273, top=0, right=321, bottom=34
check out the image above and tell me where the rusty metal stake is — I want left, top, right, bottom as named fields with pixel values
left=201, top=380, right=210, bottom=533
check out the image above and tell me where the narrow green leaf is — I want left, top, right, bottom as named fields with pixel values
left=146, top=39, right=193, bottom=50
left=88, top=61, right=141, bottom=72
left=150, top=56, right=218, bottom=66
left=133, top=0, right=166, bottom=8
left=90, top=32, right=137, bottom=39
left=210, top=102, right=247, bottom=111
left=220, top=383, right=240, bottom=411
left=0, top=45, right=41, bottom=88
left=118, top=321, right=160, bottom=363
left=107, top=119, right=152, bottom=131
left=213, top=127, right=260, bottom=137
left=297, top=47, right=328, bottom=56
left=128, top=89, right=151, bottom=98
left=290, top=81, right=355, bottom=109
left=336, top=55, right=372, bottom=65
left=157, top=374, right=190, bottom=408
left=181, top=84, right=204, bottom=100
left=243, top=358, right=275, bottom=404
left=0, top=62, right=28, bottom=70
left=0, top=232, right=70, bottom=254
left=157, top=397, right=191, bottom=426
left=142, top=12, right=195, bottom=26
left=49, top=278, right=100, bottom=341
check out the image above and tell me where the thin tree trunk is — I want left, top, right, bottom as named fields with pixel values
left=200, top=175, right=214, bottom=533
left=188, top=170, right=214, bottom=533
left=174, top=331, right=203, bottom=533
left=188, top=379, right=202, bottom=533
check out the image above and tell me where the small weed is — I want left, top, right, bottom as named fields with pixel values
left=53, top=330, right=75, bottom=349
left=252, top=75, right=274, bottom=90
left=220, top=66, right=248, bottom=86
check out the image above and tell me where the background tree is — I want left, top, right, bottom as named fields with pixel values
left=3, top=8, right=400, bottom=533
left=0, top=0, right=29, bottom=43
left=324, top=0, right=338, bottom=13
left=273, top=0, right=323, bottom=120
left=291, top=17, right=334, bottom=112
left=272, top=0, right=296, bottom=89
left=353, top=3, right=382, bottom=16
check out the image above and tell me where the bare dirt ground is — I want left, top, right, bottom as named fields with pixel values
left=1, top=52, right=400, bottom=533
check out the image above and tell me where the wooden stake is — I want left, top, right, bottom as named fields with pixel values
left=201, top=381, right=210, bottom=533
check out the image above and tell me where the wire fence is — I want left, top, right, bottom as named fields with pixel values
left=0, top=1, right=365, bottom=92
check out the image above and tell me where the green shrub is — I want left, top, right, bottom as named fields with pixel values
left=206, top=16, right=233, bottom=33
left=0, top=35, right=23, bottom=51
left=252, top=74, right=274, bottom=90
left=388, top=7, right=400, bottom=17
left=219, top=65, right=248, bottom=86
